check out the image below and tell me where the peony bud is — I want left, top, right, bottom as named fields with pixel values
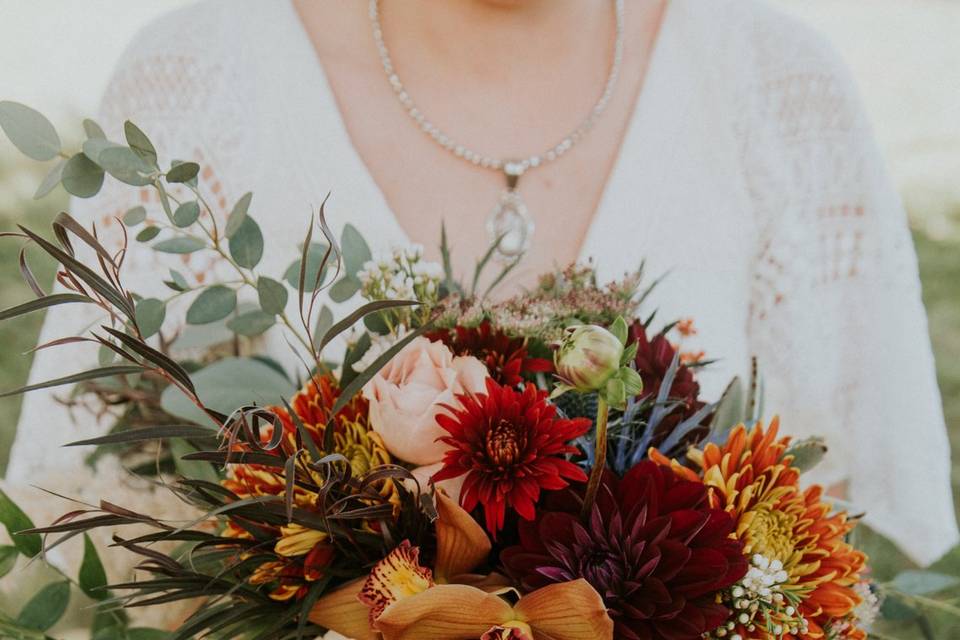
left=554, top=324, right=624, bottom=393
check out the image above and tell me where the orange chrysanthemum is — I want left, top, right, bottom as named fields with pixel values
left=651, top=418, right=868, bottom=640
left=222, top=374, right=396, bottom=601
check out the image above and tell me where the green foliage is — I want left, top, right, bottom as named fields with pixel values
left=186, top=286, right=237, bottom=324
left=135, top=226, right=161, bottom=242
left=152, top=236, right=205, bottom=254
left=0, top=545, right=17, bottom=578
left=165, top=161, right=200, bottom=184
left=160, top=357, right=296, bottom=427
left=123, top=206, right=147, bottom=226
left=33, top=159, right=65, bottom=200
left=227, top=310, right=276, bottom=336
left=257, top=276, right=289, bottom=315
left=0, top=101, right=61, bottom=161
left=225, top=192, right=252, bottom=238
left=0, top=489, right=40, bottom=557
left=172, top=200, right=200, bottom=227
left=79, top=533, right=109, bottom=600
left=16, top=581, right=69, bottom=631
left=229, top=216, right=264, bottom=269
left=135, top=298, right=166, bottom=338
left=284, top=242, right=330, bottom=291
left=61, top=152, right=105, bottom=198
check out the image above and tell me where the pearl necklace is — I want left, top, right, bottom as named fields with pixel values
left=369, top=0, right=625, bottom=260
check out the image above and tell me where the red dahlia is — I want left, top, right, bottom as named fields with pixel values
left=428, top=320, right=552, bottom=386
left=432, top=378, right=590, bottom=536
left=501, top=461, right=747, bottom=640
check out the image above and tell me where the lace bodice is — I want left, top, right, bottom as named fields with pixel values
left=6, top=0, right=955, bottom=605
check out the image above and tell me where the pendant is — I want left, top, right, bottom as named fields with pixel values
left=486, top=161, right=535, bottom=261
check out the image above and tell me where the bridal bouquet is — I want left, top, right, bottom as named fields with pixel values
left=0, top=104, right=882, bottom=640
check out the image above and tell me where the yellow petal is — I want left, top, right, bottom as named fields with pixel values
left=375, top=584, right=514, bottom=640
left=434, top=490, right=491, bottom=581
left=514, top=579, right=613, bottom=640
left=274, top=524, right=327, bottom=557
left=309, top=579, right=378, bottom=640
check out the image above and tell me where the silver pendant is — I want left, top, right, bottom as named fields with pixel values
left=486, top=161, right=534, bottom=261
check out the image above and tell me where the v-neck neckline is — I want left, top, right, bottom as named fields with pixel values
left=283, top=0, right=679, bottom=262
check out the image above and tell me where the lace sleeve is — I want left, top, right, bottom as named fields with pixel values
left=738, top=4, right=958, bottom=566
left=3, top=3, right=249, bottom=620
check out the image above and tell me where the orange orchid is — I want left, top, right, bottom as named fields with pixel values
left=309, top=492, right=613, bottom=640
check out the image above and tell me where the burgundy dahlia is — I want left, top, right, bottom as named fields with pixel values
left=427, top=320, right=552, bottom=386
left=501, top=461, right=747, bottom=640
left=432, top=378, right=590, bottom=536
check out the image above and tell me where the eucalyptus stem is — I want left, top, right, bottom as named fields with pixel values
left=581, top=396, right=609, bottom=520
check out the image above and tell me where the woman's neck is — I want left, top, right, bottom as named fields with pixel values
left=379, top=0, right=614, bottom=80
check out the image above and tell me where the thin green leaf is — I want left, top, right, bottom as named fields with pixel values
left=318, top=299, right=418, bottom=353
left=0, top=101, right=60, bottom=161
left=0, top=364, right=145, bottom=399
left=0, top=490, right=40, bottom=557
left=0, top=293, right=90, bottom=322
left=100, top=327, right=196, bottom=393
left=68, top=425, right=216, bottom=447
left=79, top=533, right=108, bottom=600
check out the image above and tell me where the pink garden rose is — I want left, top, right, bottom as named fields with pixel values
left=362, top=336, right=489, bottom=465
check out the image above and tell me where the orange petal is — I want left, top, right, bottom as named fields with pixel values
left=375, top=584, right=514, bottom=640
left=308, top=579, right=377, bottom=640
left=514, top=579, right=614, bottom=640
left=434, top=490, right=492, bottom=581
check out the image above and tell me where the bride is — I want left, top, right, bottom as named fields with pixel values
left=7, top=0, right=956, bottom=587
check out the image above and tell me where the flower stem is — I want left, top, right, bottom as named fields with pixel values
left=581, top=395, right=609, bottom=520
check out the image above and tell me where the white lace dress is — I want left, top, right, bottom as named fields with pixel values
left=6, top=0, right=956, bottom=597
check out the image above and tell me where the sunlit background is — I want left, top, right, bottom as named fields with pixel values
left=1, top=1, right=959, bottom=637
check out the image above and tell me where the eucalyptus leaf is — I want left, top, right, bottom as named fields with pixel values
left=136, top=226, right=161, bottom=242
left=160, top=357, right=296, bottom=428
left=166, top=161, right=200, bottom=184
left=229, top=217, right=263, bottom=269
left=126, top=629, right=173, bottom=640
left=341, top=223, right=372, bottom=276
left=97, top=146, right=154, bottom=186
left=891, top=570, right=960, bottom=596
left=124, top=120, right=158, bottom=166
left=329, top=276, right=360, bottom=303
left=169, top=269, right=189, bottom=290
left=284, top=242, right=330, bottom=291
left=225, top=192, right=252, bottom=239
left=33, top=158, right=65, bottom=199
left=123, top=206, right=147, bottom=226
left=0, top=101, right=61, bottom=161
left=16, top=581, right=70, bottom=631
left=315, top=305, right=334, bottom=339
left=0, top=489, right=40, bottom=557
left=173, top=201, right=201, bottom=228
left=169, top=438, right=220, bottom=484
left=135, top=298, right=166, bottom=338
left=0, top=545, right=17, bottom=579
left=153, top=237, right=206, bottom=254
left=83, top=118, right=106, bottom=140
left=227, top=310, right=276, bottom=336
left=257, top=276, right=288, bottom=315
left=186, top=286, right=237, bottom=324
left=79, top=533, right=108, bottom=600
left=61, top=152, right=105, bottom=198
